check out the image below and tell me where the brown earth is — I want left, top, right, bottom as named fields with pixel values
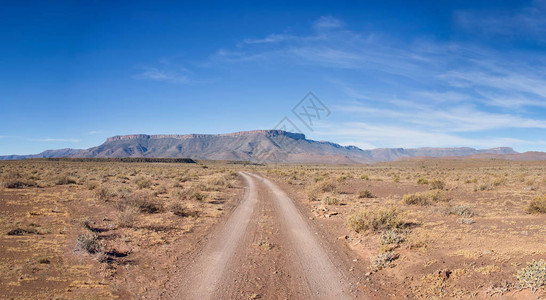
left=1, top=159, right=545, bottom=299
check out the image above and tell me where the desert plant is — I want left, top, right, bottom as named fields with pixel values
left=317, top=181, right=336, bottom=193
left=357, top=189, right=374, bottom=199
left=402, top=190, right=449, bottom=206
left=1, top=172, right=37, bottom=189
left=373, top=252, right=399, bottom=269
left=447, top=205, right=474, bottom=218
left=322, top=196, right=339, bottom=205
left=430, top=179, right=445, bottom=190
left=94, top=186, right=110, bottom=202
left=516, top=259, right=546, bottom=291
left=526, top=196, right=546, bottom=214
left=134, top=177, right=152, bottom=189
left=380, top=229, right=405, bottom=245
left=346, top=207, right=402, bottom=233
left=169, top=202, right=199, bottom=217
left=124, top=192, right=163, bottom=213
left=55, top=174, right=77, bottom=185
left=417, top=178, right=429, bottom=185
left=117, top=206, right=138, bottom=227
left=76, top=232, right=102, bottom=254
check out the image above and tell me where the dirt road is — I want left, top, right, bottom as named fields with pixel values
left=173, top=172, right=357, bottom=299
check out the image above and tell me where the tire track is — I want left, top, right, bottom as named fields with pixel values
left=246, top=172, right=351, bottom=299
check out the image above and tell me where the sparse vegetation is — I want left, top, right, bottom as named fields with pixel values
left=357, top=189, right=374, bottom=199
left=526, top=195, right=546, bottom=214
left=402, top=190, right=449, bottom=206
left=446, top=205, right=474, bottom=218
left=373, top=252, right=399, bottom=269
left=516, top=260, right=546, bottom=291
left=346, top=207, right=402, bottom=233
left=76, top=232, right=102, bottom=254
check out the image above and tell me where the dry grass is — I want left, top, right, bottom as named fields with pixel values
left=527, top=195, right=546, bottom=214
left=346, top=207, right=402, bottom=233
left=402, top=190, right=450, bottom=206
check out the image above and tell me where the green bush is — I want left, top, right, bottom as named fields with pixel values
left=516, top=260, right=546, bottom=291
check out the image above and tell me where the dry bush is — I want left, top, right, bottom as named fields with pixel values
left=402, top=190, right=449, bottom=206
left=169, top=202, right=199, bottom=217
left=94, top=186, right=110, bottom=202
left=117, top=206, right=138, bottom=228
left=346, top=207, right=402, bottom=233
left=1, top=171, right=38, bottom=189
left=123, top=191, right=164, bottom=213
left=172, top=186, right=206, bottom=202
left=447, top=205, right=474, bottom=218
left=322, top=196, right=339, bottom=205
left=76, top=232, right=102, bottom=254
left=307, top=186, right=319, bottom=202
left=429, top=179, right=445, bottom=190
left=526, top=195, right=546, bottom=214
left=417, top=178, right=429, bottom=185
left=317, top=180, right=336, bottom=193
left=357, top=189, right=375, bottom=199
left=55, top=174, right=77, bottom=185
left=134, top=177, right=152, bottom=189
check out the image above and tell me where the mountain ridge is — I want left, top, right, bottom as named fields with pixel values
left=0, top=129, right=538, bottom=163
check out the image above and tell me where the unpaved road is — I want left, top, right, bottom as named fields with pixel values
left=173, top=172, right=359, bottom=299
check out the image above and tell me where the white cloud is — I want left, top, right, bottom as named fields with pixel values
left=316, top=121, right=534, bottom=149
left=313, top=16, right=344, bottom=31
left=36, top=138, right=81, bottom=143
left=455, top=0, right=546, bottom=41
left=133, top=67, right=190, bottom=84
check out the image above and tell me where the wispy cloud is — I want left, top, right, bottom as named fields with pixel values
left=313, top=16, right=344, bottom=31
left=455, top=0, right=546, bottom=42
left=133, top=67, right=191, bottom=84
left=315, top=121, right=540, bottom=150
left=35, top=138, right=81, bottom=143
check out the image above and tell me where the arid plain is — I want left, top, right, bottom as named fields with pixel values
left=0, top=158, right=545, bottom=299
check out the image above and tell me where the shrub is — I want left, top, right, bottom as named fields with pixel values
left=360, top=174, right=369, bottom=180
left=307, top=186, right=319, bottom=202
left=76, top=232, right=102, bottom=254
left=516, top=260, right=546, bottom=291
left=55, top=174, right=77, bottom=185
left=125, top=192, right=163, bottom=213
left=317, top=181, right=336, bottom=193
left=373, top=252, right=399, bottom=269
left=134, top=177, right=152, bottom=189
left=1, top=172, right=37, bottom=189
left=402, top=190, right=449, bottom=206
left=527, top=196, right=546, bottom=214
left=430, top=179, right=445, bottom=190
left=94, top=186, right=110, bottom=202
left=346, top=207, right=402, bottom=233
left=357, top=189, right=374, bottom=199
left=417, top=178, right=429, bottom=185
left=322, top=196, right=339, bottom=205
left=447, top=205, right=474, bottom=218
left=169, top=202, right=199, bottom=217
left=117, top=206, right=138, bottom=227
left=380, top=229, right=405, bottom=245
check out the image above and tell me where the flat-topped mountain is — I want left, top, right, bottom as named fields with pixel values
left=0, top=129, right=537, bottom=163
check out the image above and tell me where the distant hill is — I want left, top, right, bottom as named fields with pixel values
left=0, top=129, right=538, bottom=163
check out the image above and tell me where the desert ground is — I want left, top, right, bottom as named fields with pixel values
left=0, top=159, right=545, bottom=299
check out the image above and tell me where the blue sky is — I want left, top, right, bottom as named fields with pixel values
left=1, top=0, right=546, bottom=155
